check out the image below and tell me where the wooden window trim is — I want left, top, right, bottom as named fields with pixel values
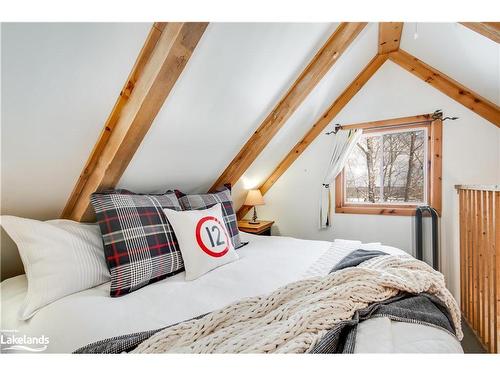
left=335, top=114, right=442, bottom=217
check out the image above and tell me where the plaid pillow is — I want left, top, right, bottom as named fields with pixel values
left=90, top=189, right=184, bottom=297
left=175, top=186, right=243, bottom=249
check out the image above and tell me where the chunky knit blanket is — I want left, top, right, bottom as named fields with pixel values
left=132, top=254, right=462, bottom=353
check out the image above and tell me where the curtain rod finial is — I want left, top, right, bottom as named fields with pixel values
left=325, top=123, right=342, bottom=135
left=432, top=109, right=458, bottom=122
left=432, top=110, right=443, bottom=120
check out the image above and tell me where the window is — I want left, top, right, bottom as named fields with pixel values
left=335, top=114, right=442, bottom=216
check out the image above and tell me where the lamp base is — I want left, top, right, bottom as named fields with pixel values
left=250, top=206, right=260, bottom=225
left=248, top=221, right=260, bottom=225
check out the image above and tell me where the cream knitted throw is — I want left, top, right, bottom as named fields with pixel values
left=132, top=255, right=462, bottom=353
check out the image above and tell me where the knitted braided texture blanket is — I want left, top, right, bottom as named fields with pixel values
left=132, top=254, right=462, bottom=353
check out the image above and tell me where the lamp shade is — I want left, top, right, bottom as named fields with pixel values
left=244, top=189, right=265, bottom=206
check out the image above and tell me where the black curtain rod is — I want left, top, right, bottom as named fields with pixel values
left=325, top=110, right=459, bottom=135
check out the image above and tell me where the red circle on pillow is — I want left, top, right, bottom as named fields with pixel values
left=195, top=216, right=230, bottom=257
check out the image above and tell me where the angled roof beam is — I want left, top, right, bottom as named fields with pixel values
left=62, top=22, right=167, bottom=221
left=209, top=22, right=368, bottom=192
left=61, top=22, right=209, bottom=221
left=389, top=49, right=500, bottom=127
left=378, top=22, right=404, bottom=54
left=460, top=22, right=500, bottom=43
left=237, top=53, right=389, bottom=219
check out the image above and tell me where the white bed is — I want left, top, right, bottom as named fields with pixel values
left=0, top=232, right=462, bottom=353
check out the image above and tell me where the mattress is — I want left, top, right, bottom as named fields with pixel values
left=0, top=233, right=462, bottom=353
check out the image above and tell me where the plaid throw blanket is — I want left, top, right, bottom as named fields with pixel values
left=75, top=250, right=461, bottom=354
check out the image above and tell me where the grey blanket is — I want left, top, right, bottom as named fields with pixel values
left=74, top=250, right=457, bottom=354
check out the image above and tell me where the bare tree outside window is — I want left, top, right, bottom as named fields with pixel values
left=344, top=129, right=427, bottom=204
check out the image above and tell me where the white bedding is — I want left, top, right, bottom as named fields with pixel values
left=0, top=233, right=462, bottom=353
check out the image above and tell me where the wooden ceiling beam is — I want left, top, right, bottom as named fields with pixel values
left=389, top=49, right=500, bottom=127
left=378, top=22, right=404, bottom=54
left=61, top=22, right=209, bottom=221
left=61, top=22, right=167, bottom=221
left=209, top=22, right=368, bottom=192
left=460, top=22, right=500, bottom=43
left=237, top=53, right=389, bottom=219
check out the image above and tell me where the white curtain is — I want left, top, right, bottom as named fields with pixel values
left=319, top=129, right=363, bottom=229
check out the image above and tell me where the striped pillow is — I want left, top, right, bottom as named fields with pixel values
left=90, top=190, right=184, bottom=297
left=175, top=186, right=243, bottom=249
left=0, top=216, right=110, bottom=320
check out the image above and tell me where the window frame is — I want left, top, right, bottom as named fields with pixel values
left=335, top=114, right=442, bottom=217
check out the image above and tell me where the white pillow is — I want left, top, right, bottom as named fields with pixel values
left=163, top=203, right=239, bottom=280
left=1, top=216, right=110, bottom=320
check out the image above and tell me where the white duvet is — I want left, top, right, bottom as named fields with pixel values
left=0, top=233, right=462, bottom=353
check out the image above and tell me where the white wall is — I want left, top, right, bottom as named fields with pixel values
left=251, top=60, right=499, bottom=300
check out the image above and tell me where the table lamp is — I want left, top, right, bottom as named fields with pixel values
left=244, top=189, right=265, bottom=224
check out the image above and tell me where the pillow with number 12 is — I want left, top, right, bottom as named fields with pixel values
left=163, top=203, right=239, bottom=280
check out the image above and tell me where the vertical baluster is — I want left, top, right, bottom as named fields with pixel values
left=487, top=190, right=495, bottom=353
left=478, top=191, right=484, bottom=342
left=495, top=191, right=499, bottom=353
left=459, top=190, right=465, bottom=314
left=482, top=190, right=490, bottom=350
left=467, top=189, right=473, bottom=322
left=472, top=189, right=478, bottom=331
left=480, top=190, right=488, bottom=347
left=476, top=190, right=482, bottom=332
left=476, top=189, right=482, bottom=333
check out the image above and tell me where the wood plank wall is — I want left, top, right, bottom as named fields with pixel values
left=457, top=186, right=499, bottom=353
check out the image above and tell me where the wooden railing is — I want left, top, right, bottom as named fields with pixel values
left=456, top=185, right=499, bottom=353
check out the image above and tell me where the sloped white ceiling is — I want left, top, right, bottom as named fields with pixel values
left=233, top=22, right=500, bottom=209
left=1, top=22, right=499, bottom=281
left=1, top=22, right=151, bottom=219
left=401, top=23, right=499, bottom=104
left=118, top=23, right=338, bottom=193
left=2, top=22, right=498, bottom=219
left=232, top=23, right=378, bottom=208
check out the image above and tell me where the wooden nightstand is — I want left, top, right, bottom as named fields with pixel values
left=237, top=220, right=274, bottom=236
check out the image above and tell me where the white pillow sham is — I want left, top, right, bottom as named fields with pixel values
left=1, top=216, right=110, bottom=320
left=163, top=203, right=239, bottom=281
